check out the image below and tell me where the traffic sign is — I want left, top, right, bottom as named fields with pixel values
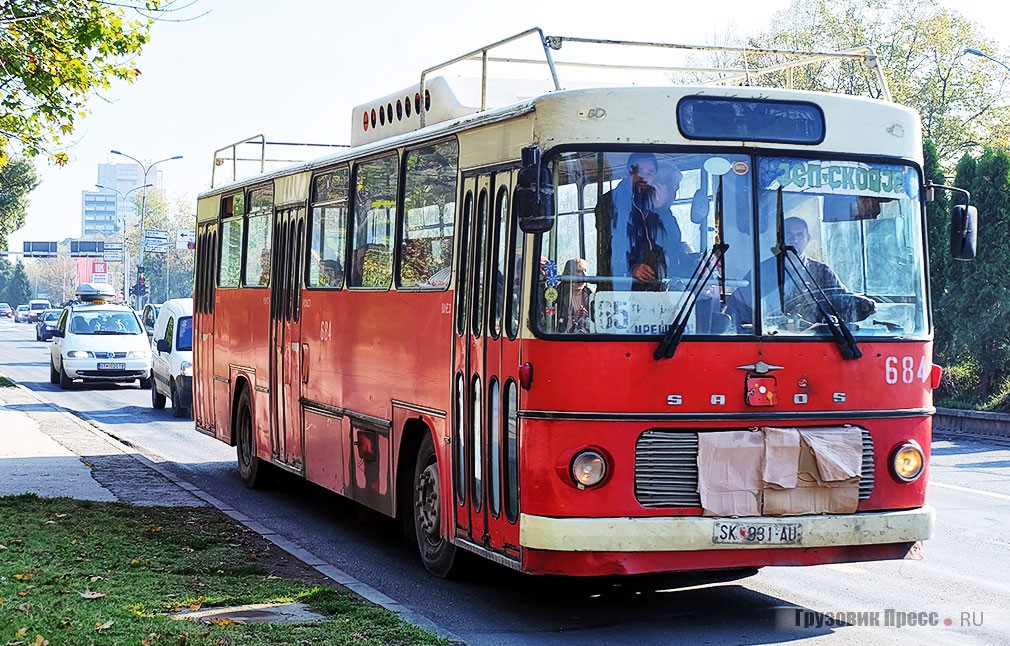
left=177, top=229, right=196, bottom=250
left=144, top=241, right=172, bottom=254
left=23, top=241, right=57, bottom=258
left=103, top=251, right=124, bottom=262
left=144, top=229, right=169, bottom=241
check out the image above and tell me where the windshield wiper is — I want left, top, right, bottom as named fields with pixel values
left=770, top=189, right=861, bottom=360
left=655, top=176, right=728, bottom=360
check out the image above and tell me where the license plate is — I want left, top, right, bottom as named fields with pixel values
left=713, top=521, right=802, bottom=545
left=97, top=362, right=126, bottom=370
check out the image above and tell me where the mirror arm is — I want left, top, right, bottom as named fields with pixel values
left=926, top=182, right=971, bottom=209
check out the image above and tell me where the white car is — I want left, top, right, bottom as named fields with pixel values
left=150, top=298, right=193, bottom=418
left=49, top=286, right=152, bottom=390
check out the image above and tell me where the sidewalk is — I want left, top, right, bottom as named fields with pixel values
left=0, top=384, right=204, bottom=506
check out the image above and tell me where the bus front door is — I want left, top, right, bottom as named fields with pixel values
left=269, top=206, right=306, bottom=472
left=453, top=170, right=520, bottom=563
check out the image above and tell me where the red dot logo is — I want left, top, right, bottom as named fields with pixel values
left=944, top=617, right=953, bottom=627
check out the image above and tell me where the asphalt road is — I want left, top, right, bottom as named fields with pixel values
left=2, top=317, right=1008, bottom=645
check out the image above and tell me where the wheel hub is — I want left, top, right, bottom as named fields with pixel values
left=416, top=463, right=440, bottom=538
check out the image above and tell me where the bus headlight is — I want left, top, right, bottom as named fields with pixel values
left=180, top=361, right=193, bottom=376
left=891, top=441, right=924, bottom=482
left=571, top=450, right=607, bottom=488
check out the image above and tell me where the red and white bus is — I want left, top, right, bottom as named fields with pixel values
left=193, top=29, right=976, bottom=577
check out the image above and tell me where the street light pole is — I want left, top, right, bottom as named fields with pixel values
left=96, top=183, right=152, bottom=302
left=964, top=48, right=1010, bottom=74
left=110, top=150, right=183, bottom=308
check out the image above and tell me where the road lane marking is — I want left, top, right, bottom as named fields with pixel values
left=931, top=481, right=1010, bottom=501
left=823, top=563, right=866, bottom=574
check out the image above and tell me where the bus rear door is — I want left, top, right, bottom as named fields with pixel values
left=269, top=206, right=307, bottom=472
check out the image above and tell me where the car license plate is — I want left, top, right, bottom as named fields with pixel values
left=97, top=362, right=126, bottom=370
left=713, top=521, right=802, bottom=545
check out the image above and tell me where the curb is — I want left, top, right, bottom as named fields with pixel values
left=8, top=384, right=461, bottom=644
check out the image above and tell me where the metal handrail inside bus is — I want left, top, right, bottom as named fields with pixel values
left=212, top=135, right=348, bottom=188
left=417, top=28, right=891, bottom=127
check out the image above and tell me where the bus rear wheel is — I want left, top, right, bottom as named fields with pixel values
left=412, top=433, right=457, bottom=578
left=235, top=388, right=266, bottom=488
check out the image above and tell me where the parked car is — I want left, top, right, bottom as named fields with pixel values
left=28, top=299, right=53, bottom=323
left=150, top=299, right=193, bottom=418
left=14, top=305, right=30, bottom=323
left=141, top=303, right=162, bottom=341
left=35, top=309, right=61, bottom=341
left=0, top=303, right=12, bottom=318
left=50, top=284, right=152, bottom=390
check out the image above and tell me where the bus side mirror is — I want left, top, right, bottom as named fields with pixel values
left=516, top=145, right=554, bottom=233
left=950, top=204, right=977, bottom=261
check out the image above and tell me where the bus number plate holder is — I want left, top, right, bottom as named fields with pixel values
left=712, top=521, right=802, bottom=545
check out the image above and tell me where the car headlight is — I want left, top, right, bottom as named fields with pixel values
left=66, top=350, right=93, bottom=359
left=180, top=361, right=193, bottom=376
left=891, top=440, right=925, bottom=482
left=127, top=350, right=149, bottom=359
left=570, top=450, right=607, bottom=488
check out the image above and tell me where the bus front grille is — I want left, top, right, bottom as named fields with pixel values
left=635, top=428, right=875, bottom=508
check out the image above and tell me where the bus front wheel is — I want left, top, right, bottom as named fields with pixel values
left=235, top=388, right=266, bottom=488
left=412, top=433, right=457, bottom=578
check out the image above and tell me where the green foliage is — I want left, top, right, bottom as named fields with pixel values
left=931, top=147, right=1010, bottom=408
left=750, top=0, right=1010, bottom=164
left=0, top=158, right=38, bottom=248
left=0, top=1, right=162, bottom=165
left=2, top=261, right=32, bottom=305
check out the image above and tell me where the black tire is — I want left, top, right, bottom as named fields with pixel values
left=138, top=372, right=152, bottom=389
left=170, top=381, right=188, bottom=418
left=151, top=378, right=166, bottom=409
left=412, top=433, right=457, bottom=578
left=235, top=388, right=266, bottom=488
left=59, top=364, right=74, bottom=390
left=49, top=360, right=59, bottom=385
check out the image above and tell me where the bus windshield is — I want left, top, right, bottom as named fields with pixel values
left=534, top=150, right=928, bottom=339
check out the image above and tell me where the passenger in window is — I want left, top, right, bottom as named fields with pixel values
left=258, top=249, right=272, bottom=285
left=320, top=259, right=343, bottom=287
left=557, top=258, right=593, bottom=333
left=595, top=153, right=689, bottom=291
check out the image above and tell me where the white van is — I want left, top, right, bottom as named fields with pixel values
left=150, top=298, right=193, bottom=418
left=28, top=298, right=53, bottom=322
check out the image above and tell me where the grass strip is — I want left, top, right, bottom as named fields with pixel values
left=0, top=495, right=448, bottom=645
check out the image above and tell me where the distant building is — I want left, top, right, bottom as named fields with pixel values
left=81, top=163, right=164, bottom=237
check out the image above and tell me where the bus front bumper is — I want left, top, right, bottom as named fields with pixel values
left=520, top=506, right=934, bottom=552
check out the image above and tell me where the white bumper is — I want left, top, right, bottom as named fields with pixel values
left=519, top=506, right=934, bottom=551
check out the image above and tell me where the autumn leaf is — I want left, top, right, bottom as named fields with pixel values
left=80, top=589, right=106, bottom=600
left=16, top=627, right=28, bottom=637
left=95, top=620, right=113, bottom=631
left=32, top=635, right=49, bottom=646
left=209, top=617, right=245, bottom=626
left=147, top=526, right=162, bottom=533
left=88, top=576, right=104, bottom=583
left=13, top=572, right=33, bottom=581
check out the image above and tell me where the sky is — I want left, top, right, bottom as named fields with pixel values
left=8, top=0, right=1010, bottom=252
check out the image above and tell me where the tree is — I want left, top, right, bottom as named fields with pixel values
left=0, top=157, right=39, bottom=248
left=0, top=1, right=180, bottom=166
left=4, top=261, right=32, bottom=305
left=748, top=0, right=1010, bottom=163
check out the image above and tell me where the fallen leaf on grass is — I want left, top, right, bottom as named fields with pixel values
left=209, top=617, right=245, bottom=626
left=17, top=602, right=31, bottom=612
left=88, top=576, right=104, bottom=583
left=17, top=591, right=28, bottom=597
left=95, top=620, right=114, bottom=631
left=80, top=589, right=106, bottom=600
left=147, top=526, right=162, bottom=533
left=55, top=513, right=68, bottom=519
left=13, top=572, right=32, bottom=581
left=140, top=634, right=161, bottom=645
left=16, top=628, right=28, bottom=637
left=33, top=635, right=49, bottom=646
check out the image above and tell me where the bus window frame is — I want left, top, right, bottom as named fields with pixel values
left=348, top=151, right=400, bottom=291
left=306, top=164, right=351, bottom=291
left=395, top=136, right=459, bottom=292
